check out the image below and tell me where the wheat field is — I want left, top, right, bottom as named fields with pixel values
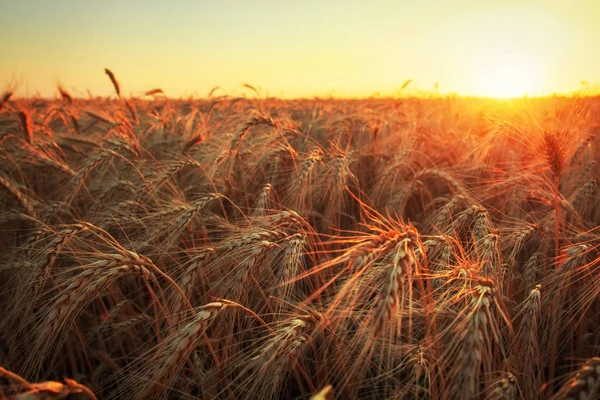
left=0, top=80, right=599, bottom=399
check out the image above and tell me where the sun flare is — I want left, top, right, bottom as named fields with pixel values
left=450, top=8, right=564, bottom=98
left=475, top=55, right=540, bottom=98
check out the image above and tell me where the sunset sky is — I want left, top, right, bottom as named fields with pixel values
left=2, top=0, right=600, bottom=98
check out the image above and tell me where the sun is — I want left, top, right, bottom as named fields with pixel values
left=456, top=9, right=555, bottom=99
left=474, top=54, right=541, bottom=98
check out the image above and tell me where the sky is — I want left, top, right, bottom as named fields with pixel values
left=1, top=0, right=600, bottom=98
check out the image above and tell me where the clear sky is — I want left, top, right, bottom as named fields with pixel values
left=1, top=0, right=600, bottom=98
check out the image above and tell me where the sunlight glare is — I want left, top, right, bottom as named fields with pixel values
left=455, top=8, right=562, bottom=98
left=475, top=54, right=540, bottom=98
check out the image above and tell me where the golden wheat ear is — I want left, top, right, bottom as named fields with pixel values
left=16, top=104, right=33, bottom=144
left=310, top=384, right=334, bottom=400
left=543, top=130, right=565, bottom=179
left=57, top=85, right=73, bottom=105
left=144, top=88, right=164, bottom=96
left=104, top=67, right=120, bottom=97
left=552, top=357, right=600, bottom=400
left=0, top=90, right=13, bottom=111
left=0, top=366, right=97, bottom=399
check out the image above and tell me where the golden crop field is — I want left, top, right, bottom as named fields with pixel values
left=0, top=83, right=599, bottom=399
